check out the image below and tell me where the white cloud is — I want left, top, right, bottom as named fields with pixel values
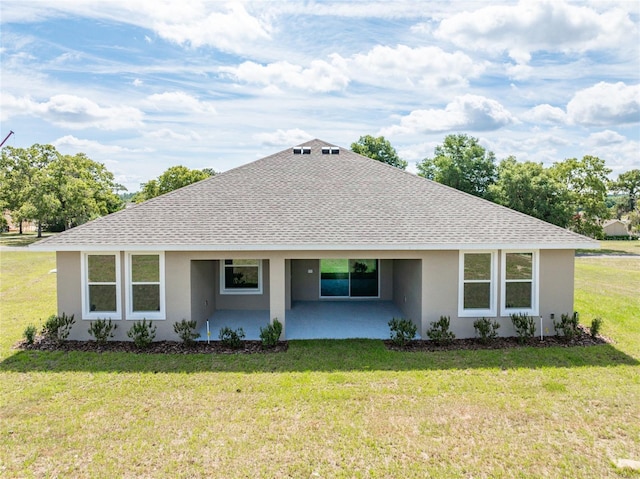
left=567, top=82, right=640, bottom=126
left=133, top=78, right=143, bottom=86
left=522, top=104, right=567, bottom=124
left=253, top=129, right=313, bottom=146
left=52, top=135, right=150, bottom=154
left=0, top=92, right=144, bottom=129
left=145, top=128, right=202, bottom=142
left=221, top=58, right=350, bottom=93
left=585, top=130, right=626, bottom=147
left=435, top=0, right=635, bottom=64
left=348, top=44, right=484, bottom=89
left=381, top=95, right=517, bottom=135
left=145, top=91, right=217, bottom=114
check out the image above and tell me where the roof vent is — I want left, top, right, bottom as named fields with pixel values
left=321, top=147, right=331, bottom=155
left=331, top=147, right=339, bottom=155
left=302, top=147, right=311, bottom=154
left=293, top=147, right=302, bottom=154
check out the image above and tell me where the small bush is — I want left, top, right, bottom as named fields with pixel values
left=388, top=317, right=417, bottom=347
left=260, top=318, right=283, bottom=348
left=473, top=317, right=500, bottom=343
left=219, top=326, right=245, bottom=349
left=41, top=313, right=75, bottom=342
left=426, top=315, right=456, bottom=345
left=23, top=324, right=37, bottom=345
left=88, top=318, right=117, bottom=344
left=173, top=319, right=200, bottom=345
left=590, top=317, right=603, bottom=338
left=126, top=319, right=157, bottom=348
left=553, top=312, right=580, bottom=340
left=510, top=313, right=535, bottom=343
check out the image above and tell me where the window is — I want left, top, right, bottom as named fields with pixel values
left=458, top=251, right=497, bottom=317
left=126, top=253, right=165, bottom=320
left=501, top=251, right=538, bottom=315
left=320, top=259, right=379, bottom=298
left=82, top=252, right=121, bottom=320
left=220, top=259, right=263, bottom=294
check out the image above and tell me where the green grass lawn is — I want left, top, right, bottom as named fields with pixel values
left=1, top=246, right=639, bottom=478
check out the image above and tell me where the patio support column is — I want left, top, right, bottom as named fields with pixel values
left=269, top=254, right=286, bottom=338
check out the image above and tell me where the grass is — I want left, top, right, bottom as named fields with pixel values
left=1, top=246, right=639, bottom=478
left=577, top=239, right=640, bottom=256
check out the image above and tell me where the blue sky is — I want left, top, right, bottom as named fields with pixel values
left=1, top=0, right=639, bottom=192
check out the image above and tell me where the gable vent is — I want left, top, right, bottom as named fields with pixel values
left=322, top=147, right=340, bottom=155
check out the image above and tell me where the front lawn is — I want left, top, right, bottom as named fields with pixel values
left=1, top=248, right=639, bottom=478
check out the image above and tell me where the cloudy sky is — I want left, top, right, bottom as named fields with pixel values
left=1, top=0, right=639, bottom=192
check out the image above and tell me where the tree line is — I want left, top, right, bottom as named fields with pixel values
left=352, top=134, right=639, bottom=239
left=2, top=138, right=638, bottom=238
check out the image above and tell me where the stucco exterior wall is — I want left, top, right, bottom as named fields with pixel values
left=604, top=221, right=629, bottom=236
left=55, top=248, right=577, bottom=341
left=392, top=259, right=422, bottom=330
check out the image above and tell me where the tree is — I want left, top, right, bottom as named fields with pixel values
left=0, top=144, right=59, bottom=233
left=1, top=144, right=123, bottom=236
left=135, top=166, right=214, bottom=202
left=417, top=134, right=497, bottom=198
left=611, top=169, right=640, bottom=213
left=351, top=135, right=407, bottom=170
left=488, top=157, right=573, bottom=227
left=550, top=155, right=611, bottom=238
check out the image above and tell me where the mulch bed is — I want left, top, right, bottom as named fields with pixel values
left=385, top=325, right=611, bottom=351
left=16, top=338, right=289, bottom=355
left=16, top=326, right=610, bottom=355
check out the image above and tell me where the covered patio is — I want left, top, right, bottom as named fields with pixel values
left=199, top=300, right=415, bottom=341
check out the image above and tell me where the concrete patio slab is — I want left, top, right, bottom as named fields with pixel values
left=200, top=300, right=415, bottom=341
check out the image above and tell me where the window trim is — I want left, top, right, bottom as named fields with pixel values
left=125, top=252, right=166, bottom=320
left=220, top=259, right=263, bottom=295
left=458, top=250, right=497, bottom=317
left=500, top=250, right=539, bottom=316
left=81, top=252, right=122, bottom=320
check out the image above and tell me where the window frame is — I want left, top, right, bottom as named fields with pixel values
left=500, top=250, right=539, bottom=317
left=318, top=258, right=380, bottom=299
left=220, top=259, right=263, bottom=295
left=125, top=252, right=166, bottom=320
left=458, top=250, right=498, bottom=317
left=81, top=252, right=122, bottom=320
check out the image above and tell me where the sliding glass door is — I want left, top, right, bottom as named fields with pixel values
left=320, top=259, right=378, bottom=298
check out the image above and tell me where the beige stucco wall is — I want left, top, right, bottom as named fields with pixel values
left=604, top=221, right=629, bottom=236
left=392, top=259, right=422, bottom=330
left=55, top=248, right=577, bottom=341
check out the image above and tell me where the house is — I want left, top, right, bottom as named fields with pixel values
left=603, top=219, right=630, bottom=237
left=31, top=139, right=599, bottom=341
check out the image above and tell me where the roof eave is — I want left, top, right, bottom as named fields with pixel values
left=30, top=241, right=600, bottom=252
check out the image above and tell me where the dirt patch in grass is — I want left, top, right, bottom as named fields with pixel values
left=16, top=338, right=289, bottom=354
left=386, top=325, right=611, bottom=352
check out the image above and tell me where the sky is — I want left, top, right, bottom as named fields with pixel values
left=1, top=0, right=639, bottom=193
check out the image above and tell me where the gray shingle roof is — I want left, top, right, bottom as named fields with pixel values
left=32, top=139, right=598, bottom=251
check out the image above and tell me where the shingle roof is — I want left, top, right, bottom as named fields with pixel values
left=32, top=139, right=598, bottom=251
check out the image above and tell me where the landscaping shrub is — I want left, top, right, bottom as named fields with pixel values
left=554, top=312, right=580, bottom=340
left=41, top=313, right=75, bottom=342
left=510, top=313, right=535, bottom=343
left=426, top=315, right=456, bottom=345
left=473, top=317, right=500, bottom=343
left=259, top=318, right=283, bottom=348
left=127, top=319, right=157, bottom=348
left=88, top=318, right=117, bottom=344
left=23, top=324, right=37, bottom=345
left=173, top=319, right=200, bottom=345
left=219, top=326, right=245, bottom=349
left=590, top=317, right=603, bottom=338
left=388, top=317, right=417, bottom=347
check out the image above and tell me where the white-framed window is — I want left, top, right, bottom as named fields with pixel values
left=220, top=259, right=263, bottom=295
left=82, top=252, right=121, bottom=320
left=501, top=250, right=539, bottom=316
left=458, top=251, right=497, bottom=317
left=126, top=252, right=165, bottom=320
